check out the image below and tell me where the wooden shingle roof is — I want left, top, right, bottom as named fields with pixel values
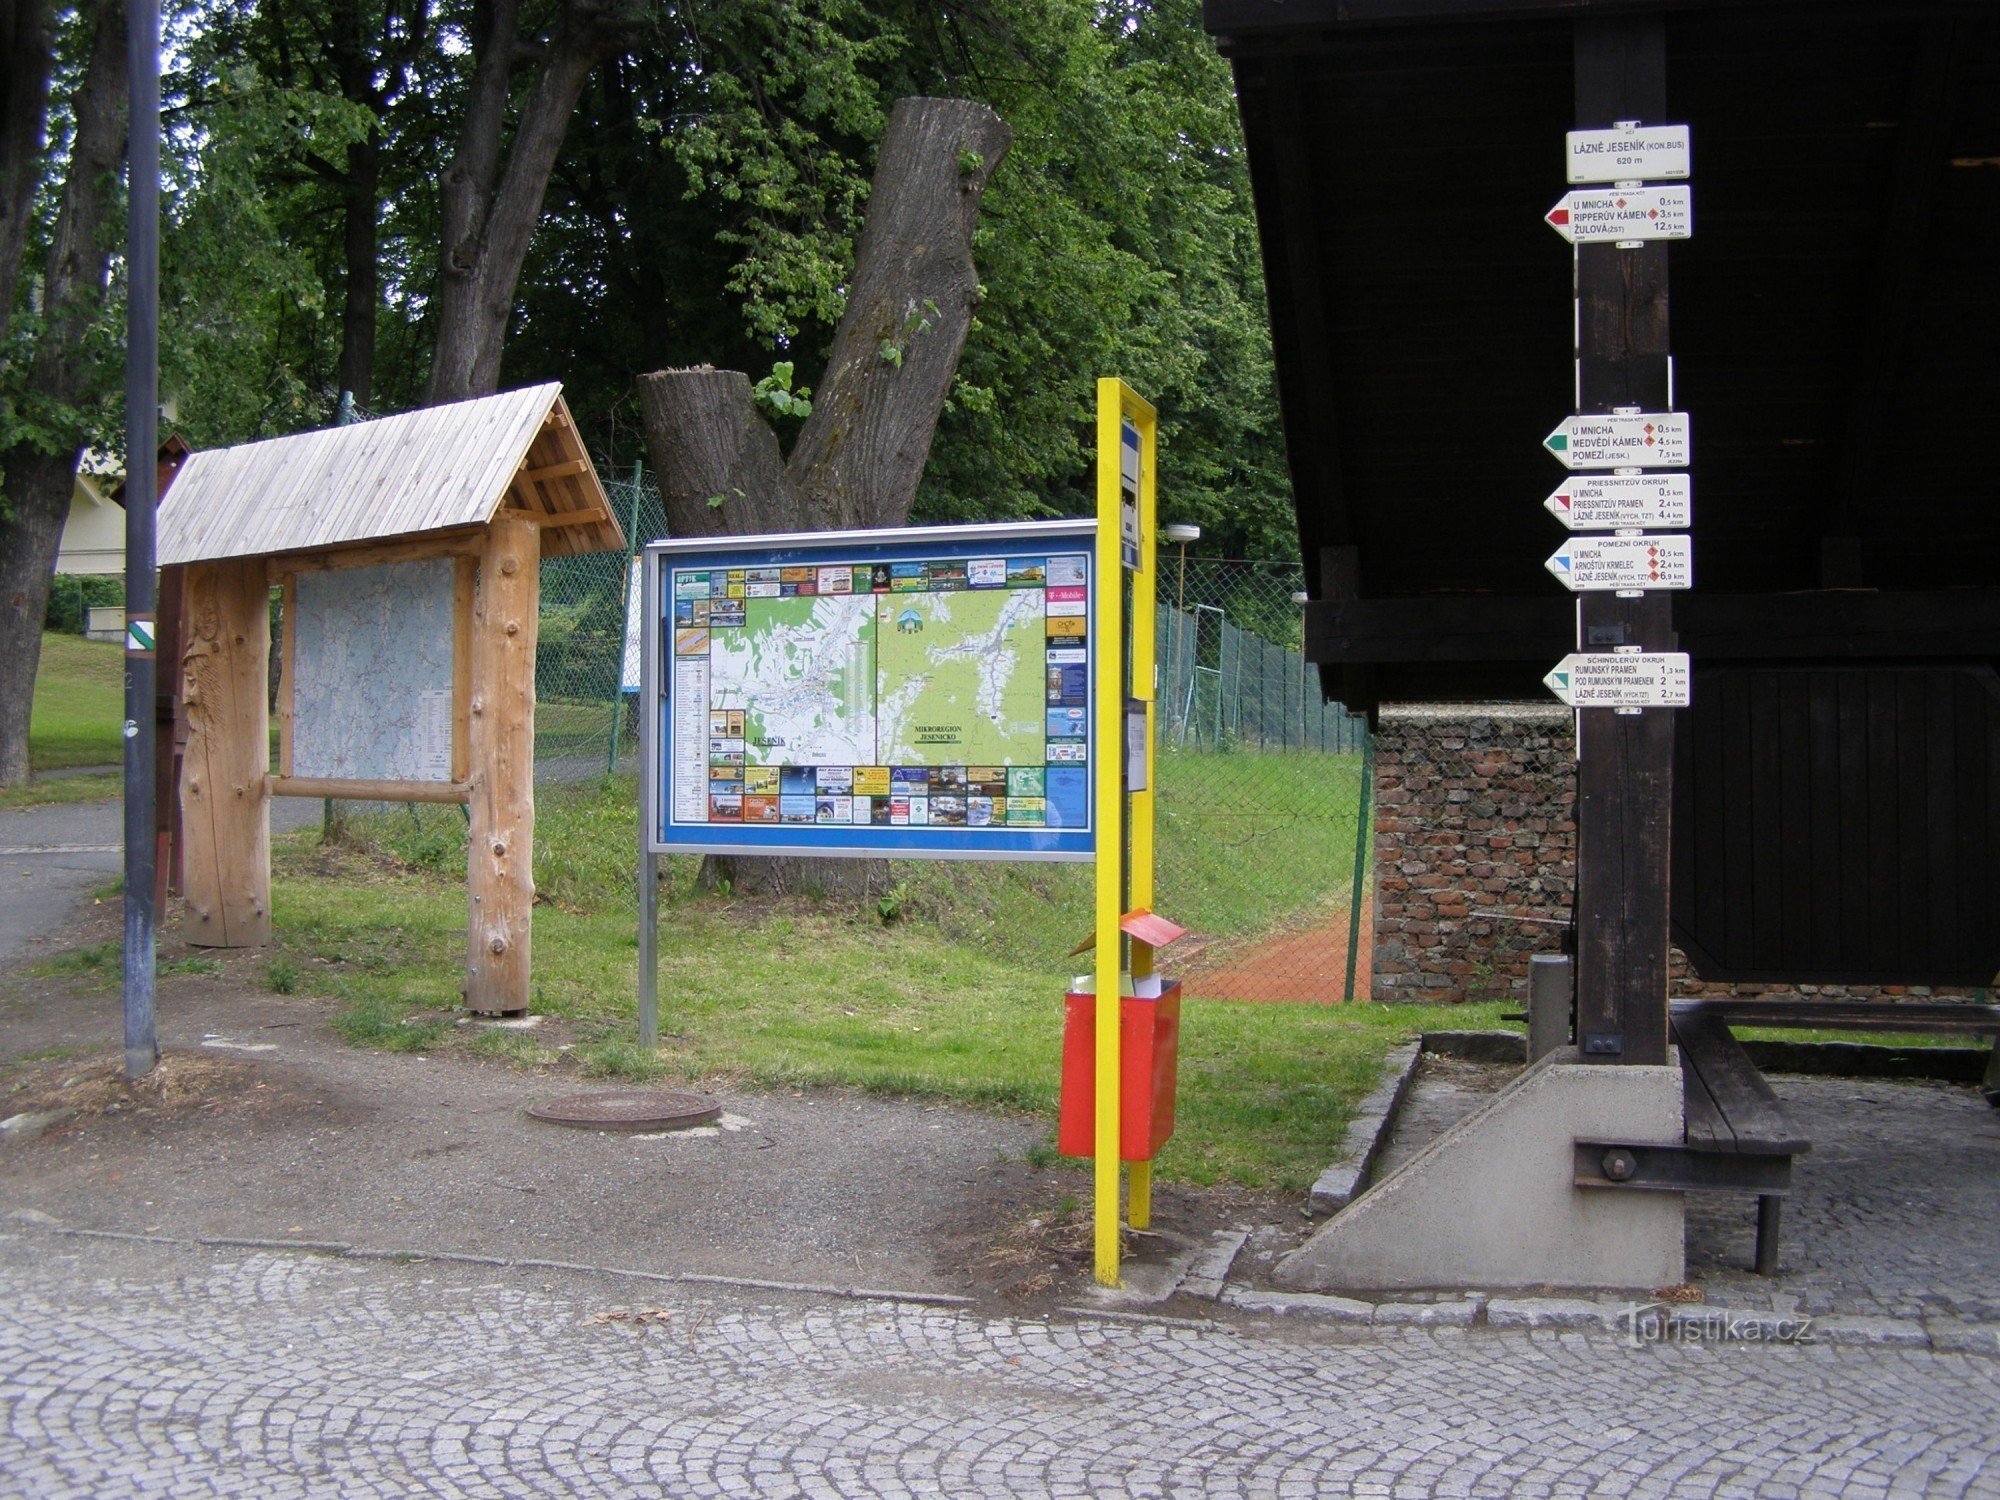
left=159, top=384, right=623, bottom=565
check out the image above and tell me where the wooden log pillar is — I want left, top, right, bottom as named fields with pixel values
left=1571, top=14, right=1674, bottom=1067
left=180, top=558, right=272, bottom=947
left=465, top=514, right=539, bottom=1013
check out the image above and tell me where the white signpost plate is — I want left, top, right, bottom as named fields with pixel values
left=1544, top=412, right=1690, bottom=469
left=1545, top=652, right=1691, bottom=709
left=1545, top=474, right=1692, bottom=531
left=1565, top=125, right=1691, bottom=184
left=1546, top=534, right=1693, bottom=592
left=1545, top=186, right=1692, bottom=244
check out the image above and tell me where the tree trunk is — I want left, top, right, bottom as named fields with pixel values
left=0, top=0, right=125, bottom=789
left=425, top=0, right=637, bottom=405
left=636, top=97, right=1012, bottom=899
left=336, top=128, right=380, bottom=408
left=0, top=0, right=55, bottom=347
left=785, top=98, right=1012, bottom=530
left=0, top=449, right=77, bottom=785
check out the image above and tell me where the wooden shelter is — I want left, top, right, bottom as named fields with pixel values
left=157, top=383, right=623, bottom=1013
left=1205, top=0, right=2000, bottom=1060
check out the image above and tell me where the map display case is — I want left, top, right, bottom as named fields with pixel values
left=642, top=519, right=1097, bottom=860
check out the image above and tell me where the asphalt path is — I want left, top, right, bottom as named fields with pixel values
left=0, top=785, right=320, bottom=965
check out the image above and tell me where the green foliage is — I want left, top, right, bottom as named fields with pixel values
left=41, top=574, right=122, bottom=635
left=80, top=0, right=1291, bottom=560
left=330, top=995, right=450, bottom=1053
left=876, top=882, right=910, bottom=924
left=264, top=956, right=302, bottom=995
left=42, top=941, right=116, bottom=974
left=577, top=1037, right=667, bottom=1081
left=752, top=362, right=813, bottom=420
left=157, top=53, right=375, bottom=444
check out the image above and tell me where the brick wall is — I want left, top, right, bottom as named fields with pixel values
left=1370, top=706, right=1575, bottom=1005
left=1368, top=706, right=1971, bottom=1005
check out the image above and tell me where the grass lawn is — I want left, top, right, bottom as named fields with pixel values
left=265, top=773, right=1514, bottom=1193
left=0, top=770, right=124, bottom=812
left=29, top=631, right=125, bottom=771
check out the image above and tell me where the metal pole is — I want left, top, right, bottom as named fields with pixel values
left=122, top=0, right=161, bottom=1078
left=636, top=543, right=659, bottom=1050
left=1342, top=728, right=1374, bottom=1003
left=605, top=460, right=645, bottom=775
left=325, top=392, right=357, bottom=838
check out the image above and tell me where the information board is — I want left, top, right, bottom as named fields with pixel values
left=644, top=520, right=1097, bottom=860
left=291, top=556, right=456, bottom=783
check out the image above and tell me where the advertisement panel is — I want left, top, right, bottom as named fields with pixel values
left=642, top=519, right=1097, bottom=860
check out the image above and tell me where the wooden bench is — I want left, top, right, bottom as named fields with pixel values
left=1674, top=1006, right=1813, bottom=1274
left=1574, top=1006, right=1811, bottom=1275
left=1674, top=999, right=2000, bottom=1107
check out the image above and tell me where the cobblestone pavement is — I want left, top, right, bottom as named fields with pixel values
left=1690, top=1075, right=2000, bottom=1323
left=4, top=1228, right=1996, bottom=1498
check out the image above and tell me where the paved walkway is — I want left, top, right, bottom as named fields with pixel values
left=3, top=1226, right=1995, bottom=1499
left=0, top=796, right=320, bottom=965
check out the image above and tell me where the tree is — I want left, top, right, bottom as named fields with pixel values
left=636, top=94, right=1011, bottom=894
left=424, top=0, right=648, bottom=403
left=0, top=0, right=126, bottom=788
left=0, top=0, right=57, bottom=347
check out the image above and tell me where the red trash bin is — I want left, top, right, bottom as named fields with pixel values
left=1057, top=981, right=1181, bottom=1161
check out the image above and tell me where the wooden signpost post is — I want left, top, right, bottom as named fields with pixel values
left=1559, top=15, right=1689, bottom=1067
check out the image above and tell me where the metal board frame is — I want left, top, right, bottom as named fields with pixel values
left=640, top=518, right=1099, bottom=863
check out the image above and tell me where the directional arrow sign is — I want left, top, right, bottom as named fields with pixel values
left=1545, top=474, right=1693, bottom=531
left=1565, top=125, right=1691, bottom=184
left=1544, top=412, right=1690, bottom=469
left=1545, top=186, right=1692, bottom=244
left=1545, top=652, right=1691, bottom=709
left=1545, top=534, right=1693, bottom=592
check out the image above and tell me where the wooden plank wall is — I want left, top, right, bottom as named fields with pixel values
left=1672, top=665, right=2000, bottom=986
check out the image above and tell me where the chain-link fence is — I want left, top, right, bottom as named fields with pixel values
left=529, top=465, right=665, bottom=782
left=1153, top=560, right=1373, bottom=1003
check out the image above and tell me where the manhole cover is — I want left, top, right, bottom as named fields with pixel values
left=526, top=1090, right=722, bottom=1132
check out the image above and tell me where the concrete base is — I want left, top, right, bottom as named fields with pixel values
left=1275, top=1047, right=1684, bottom=1293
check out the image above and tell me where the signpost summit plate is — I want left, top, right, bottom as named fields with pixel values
left=644, top=520, right=1097, bottom=861
left=1564, top=125, right=1691, bottom=184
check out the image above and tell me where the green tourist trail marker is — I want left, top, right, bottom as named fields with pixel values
left=1544, top=413, right=1690, bottom=470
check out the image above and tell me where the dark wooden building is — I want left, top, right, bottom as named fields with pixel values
left=1204, top=1, right=2000, bottom=1019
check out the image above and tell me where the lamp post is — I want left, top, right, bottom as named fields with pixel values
left=1161, top=525, right=1199, bottom=741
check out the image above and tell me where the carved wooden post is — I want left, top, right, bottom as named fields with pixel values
left=465, top=513, right=539, bottom=1013
left=180, top=558, right=271, bottom=947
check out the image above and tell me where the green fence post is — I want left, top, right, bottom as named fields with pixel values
left=1343, top=727, right=1375, bottom=1003
left=605, top=461, right=646, bottom=775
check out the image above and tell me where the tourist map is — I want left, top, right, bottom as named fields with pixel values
left=664, top=548, right=1092, bottom=843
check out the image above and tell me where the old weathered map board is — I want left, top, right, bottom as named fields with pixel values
left=291, top=556, right=456, bottom=783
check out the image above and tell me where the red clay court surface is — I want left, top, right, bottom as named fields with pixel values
left=1182, top=899, right=1375, bottom=1004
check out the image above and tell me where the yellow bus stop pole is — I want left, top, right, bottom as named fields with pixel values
left=1092, top=380, right=1126, bottom=1285
left=1125, top=390, right=1159, bottom=1232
